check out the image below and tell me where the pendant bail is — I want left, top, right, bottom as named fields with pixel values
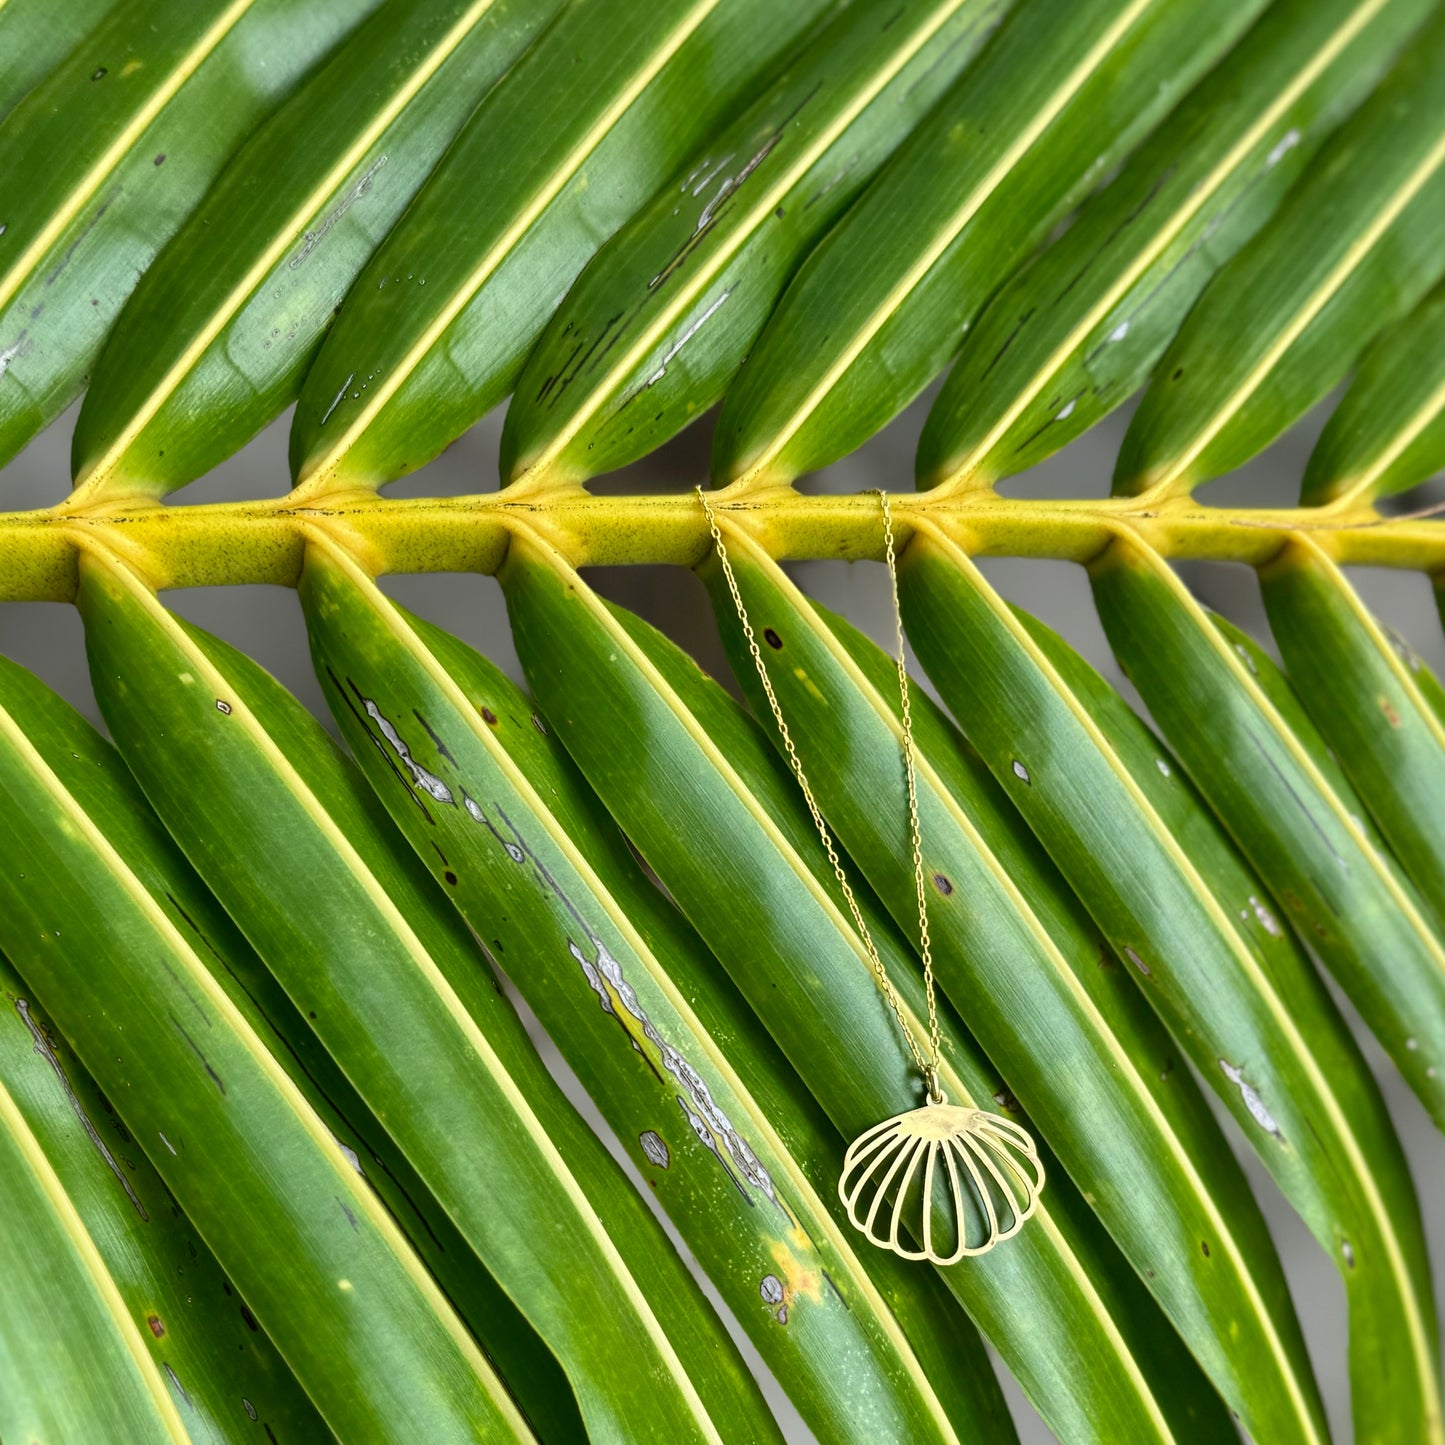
left=923, top=1064, right=945, bottom=1107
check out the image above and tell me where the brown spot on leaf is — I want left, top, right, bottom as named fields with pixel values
left=932, top=872, right=953, bottom=896
left=147, top=1315, right=165, bottom=1338
left=480, top=707, right=498, bottom=726
left=764, top=628, right=783, bottom=650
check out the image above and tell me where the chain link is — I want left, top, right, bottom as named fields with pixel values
left=697, top=487, right=944, bottom=1103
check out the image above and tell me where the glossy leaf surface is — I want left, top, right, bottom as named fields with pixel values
left=0, top=0, right=378, bottom=470
left=501, top=0, right=999, bottom=486
left=0, top=646, right=528, bottom=1441
left=903, top=531, right=1443, bottom=1443
left=1091, top=534, right=1445, bottom=1130
left=0, top=955, right=330, bottom=1442
left=991, top=586, right=1441, bottom=1445
left=716, top=0, right=1264, bottom=488
left=918, top=0, right=1429, bottom=492
left=698, top=527, right=1329, bottom=1445
left=1302, top=278, right=1445, bottom=505
left=71, top=0, right=561, bottom=502
left=503, top=529, right=1243, bottom=1445
left=1262, top=536, right=1445, bottom=934
left=0, top=0, right=119, bottom=122
left=78, top=540, right=762, bottom=1445
left=0, top=1033, right=185, bottom=1445
left=290, top=0, right=833, bottom=495
left=1115, top=6, right=1445, bottom=497
left=297, top=534, right=1012, bottom=1445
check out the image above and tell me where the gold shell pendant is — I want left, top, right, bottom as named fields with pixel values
left=839, top=1103, right=1045, bottom=1264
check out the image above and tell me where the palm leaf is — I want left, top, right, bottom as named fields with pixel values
left=1116, top=7, right=1445, bottom=497
left=0, top=0, right=378, bottom=469
left=288, top=0, right=834, bottom=496
left=4, top=2, right=1445, bottom=1438
left=0, top=955, right=332, bottom=1441
left=70, top=0, right=562, bottom=502
left=1091, top=540, right=1445, bottom=1129
left=1262, top=536, right=1445, bottom=931
left=501, top=0, right=1000, bottom=486
left=917, top=0, right=1431, bottom=491
left=0, top=1002, right=190, bottom=1445
left=1302, top=278, right=1445, bottom=505
left=501, top=532, right=1247, bottom=1442
left=696, top=528, right=1335, bottom=1443
left=297, top=532, right=1018, bottom=1444
left=0, top=649, right=530, bottom=1439
left=77, top=540, right=771, bottom=1445
left=0, top=0, right=119, bottom=123
left=715, top=0, right=1267, bottom=489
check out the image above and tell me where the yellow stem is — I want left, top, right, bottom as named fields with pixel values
left=1, top=482, right=1440, bottom=600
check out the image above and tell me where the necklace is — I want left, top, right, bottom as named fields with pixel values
left=698, top=487, right=1043, bottom=1265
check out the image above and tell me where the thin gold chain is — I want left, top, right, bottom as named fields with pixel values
left=697, top=487, right=944, bottom=1103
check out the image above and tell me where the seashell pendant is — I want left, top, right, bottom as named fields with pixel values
left=839, top=1101, right=1045, bottom=1264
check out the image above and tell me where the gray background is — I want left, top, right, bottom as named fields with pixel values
left=4, top=393, right=1443, bottom=1443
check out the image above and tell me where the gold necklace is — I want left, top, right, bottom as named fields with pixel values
left=698, top=487, right=1043, bottom=1265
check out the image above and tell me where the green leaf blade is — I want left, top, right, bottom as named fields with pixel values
left=77, top=542, right=763, bottom=1445
left=1013, top=589, right=1441, bottom=1445
left=0, top=0, right=379, bottom=471
left=715, top=0, right=1266, bottom=490
left=1090, top=537, right=1445, bottom=1124
left=902, top=531, right=1443, bottom=1444
left=0, top=0, right=119, bottom=124
left=500, top=0, right=997, bottom=487
left=0, top=648, right=529, bottom=1441
left=0, top=1072, right=187, bottom=1445
left=699, top=529, right=1329, bottom=1445
left=70, top=0, right=561, bottom=504
left=296, top=535, right=1018, bottom=1445
left=289, top=0, right=832, bottom=496
left=1302, top=278, right=1445, bottom=505
left=1261, top=539, right=1445, bottom=933
left=0, top=956, right=332, bottom=1442
left=501, top=531, right=1240, bottom=1445
left=1114, top=6, right=1445, bottom=498
left=916, top=0, right=1429, bottom=492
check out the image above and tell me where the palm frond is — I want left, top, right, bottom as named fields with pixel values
left=3, top=0, right=1445, bottom=1440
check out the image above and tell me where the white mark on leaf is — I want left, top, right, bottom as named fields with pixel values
left=1247, top=895, right=1282, bottom=937
left=362, top=698, right=453, bottom=803
left=320, top=373, right=354, bottom=427
left=1219, top=1059, right=1283, bottom=1139
left=646, top=290, right=730, bottom=387
left=1266, top=129, right=1301, bottom=168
